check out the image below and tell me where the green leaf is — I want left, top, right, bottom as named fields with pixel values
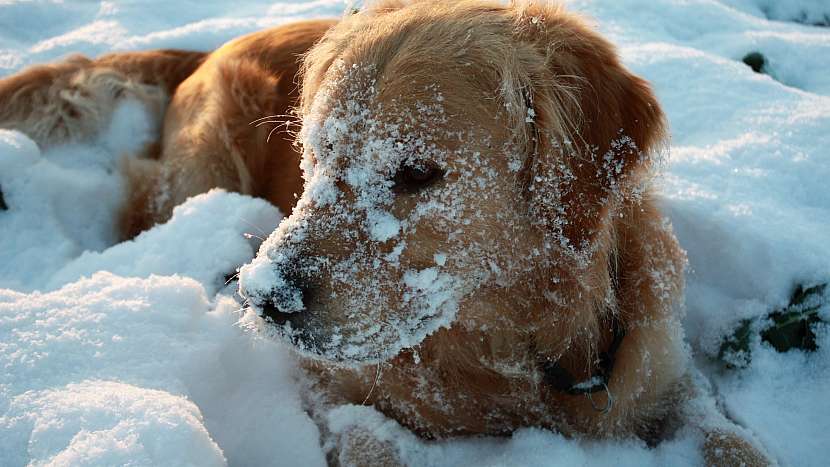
left=718, top=282, right=827, bottom=368
left=718, top=318, right=753, bottom=368
left=761, top=283, right=825, bottom=353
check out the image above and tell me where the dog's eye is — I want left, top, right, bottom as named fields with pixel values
left=393, top=161, right=444, bottom=193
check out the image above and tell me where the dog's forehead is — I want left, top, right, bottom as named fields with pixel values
left=302, top=61, right=481, bottom=172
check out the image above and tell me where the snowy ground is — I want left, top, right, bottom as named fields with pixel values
left=1, top=0, right=829, bottom=466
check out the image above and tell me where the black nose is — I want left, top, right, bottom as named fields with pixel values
left=255, top=270, right=313, bottom=325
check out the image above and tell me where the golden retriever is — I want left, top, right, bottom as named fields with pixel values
left=0, top=1, right=769, bottom=465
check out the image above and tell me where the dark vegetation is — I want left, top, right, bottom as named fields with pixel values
left=720, top=283, right=828, bottom=368
left=742, top=52, right=766, bottom=73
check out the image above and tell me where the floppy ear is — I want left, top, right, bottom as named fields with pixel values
left=511, top=4, right=667, bottom=258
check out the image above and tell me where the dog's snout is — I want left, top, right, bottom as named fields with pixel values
left=259, top=298, right=301, bottom=326
left=237, top=209, right=326, bottom=327
left=242, top=262, right=316, bottom=325
left=269, top=272, right=314, bottom=316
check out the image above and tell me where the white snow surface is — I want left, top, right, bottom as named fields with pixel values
left=1, top=0, right=828, bottom=466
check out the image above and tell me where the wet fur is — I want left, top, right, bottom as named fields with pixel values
left=0, top=2, right=769, bottom=465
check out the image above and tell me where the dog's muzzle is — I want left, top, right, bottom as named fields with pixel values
left=239, top=261, right=314, bottom=319
left=238, top=258, right=340, bottom=359
left=257, top=272, right=314, bottom=324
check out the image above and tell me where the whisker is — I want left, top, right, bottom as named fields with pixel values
left=256, top=119, right=300, bottom=130
left=224, top=272, right=240, bottom=286
left=238, top=216, right=272, bottom=237
left=361, top=362, right=383, bottom=405
left=249, top=113, right=297, bottom=125
left=253, top=119, right=301, bottom=143
left=254, top=120, right=282, bottom=127
left=267, top=125, right=282, bottom=143
left=249, top=114, right=290, bottom=124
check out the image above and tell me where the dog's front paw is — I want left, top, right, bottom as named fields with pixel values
left=326, top=405, right=405, bottom=467
left=703, top=429, right=772, bottom=467
left=335, top=425, right=403, bottom=467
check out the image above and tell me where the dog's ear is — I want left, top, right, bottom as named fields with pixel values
left=510, top=4, right=667, bottom=257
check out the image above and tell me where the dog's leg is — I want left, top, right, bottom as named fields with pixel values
left=118, top=155, right=164, bottom=240
left=336, top=424, right=403, bottom=467
left=0, top=50, right=205, bottom=149
left=317, top=404, right=405, bottom=467
left=0, top=55, right=92, bottom=147
left=682, top=369, right=774, bottom=467
left=117, top=20, right=335, bottom=239
left=118, top=55, right=304, bottom=240
left=298, top=363, right=404, bottom=467
left=703, top=429, right=772, bottom=467
left=117, top=138, right=247, bottom=240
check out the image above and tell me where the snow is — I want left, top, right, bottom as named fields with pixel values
left=325, top=404, right=705, bottom=466
left=48, top=190, right=281, bottom=294
left=0, top=124, right=281, bottom=293
left=368, top=210, right=401, bottom=242
left=0, top=273, right=325, bottom=467
left=722, top=0, right=830, bottom=26
left=1, top=0, right=828, bottom=466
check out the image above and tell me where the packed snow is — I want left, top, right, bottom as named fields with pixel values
left=1, top=0, right=828, bottom=466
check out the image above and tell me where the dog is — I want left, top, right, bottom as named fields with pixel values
left=0, top=19, right=335, bottom=238
left=0, top=1, right=770, bottom=465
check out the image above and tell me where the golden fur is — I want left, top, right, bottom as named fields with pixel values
left=118, top=19, right=338, bottom=239
left=0, top=49, right=203, bottom=149
left=0, top=2, right=770, bottom=465
left=290, top=0, right=682, bottom=440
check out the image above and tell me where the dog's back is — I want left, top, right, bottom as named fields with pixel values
left=119, top=19, right=336, bottom=238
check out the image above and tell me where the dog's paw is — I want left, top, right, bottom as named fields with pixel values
left=703, top=430, right=772, bottom=467
left=324, top=405, right=406, bottom=467
left=335, top=425, right=403, bottom=467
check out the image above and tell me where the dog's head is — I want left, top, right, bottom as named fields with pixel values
left=239, top=1, right=666, bottom=365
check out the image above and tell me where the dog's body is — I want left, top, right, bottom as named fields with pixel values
left=119, top=19, right=339, bottom=238
left=0, top=19, right=334, bottom=236
left=1, top=1, right=769, bottom=465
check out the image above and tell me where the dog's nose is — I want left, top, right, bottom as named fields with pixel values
left=245, top=268, right=313, bottom=324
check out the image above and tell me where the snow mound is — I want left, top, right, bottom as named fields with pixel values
left=2, top=381, right=226, bottom=467
left=723, top=0, right=830, bottom=26
left=49, top=189, right=282, bottom=293
left=0, top=273, right=325, bottom=467
left=0, top=125, right=281, bottom=293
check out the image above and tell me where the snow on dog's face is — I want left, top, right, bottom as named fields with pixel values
left=239, top=1, right=666, bottom=366
left=240, top=61, right=545, bottom=363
